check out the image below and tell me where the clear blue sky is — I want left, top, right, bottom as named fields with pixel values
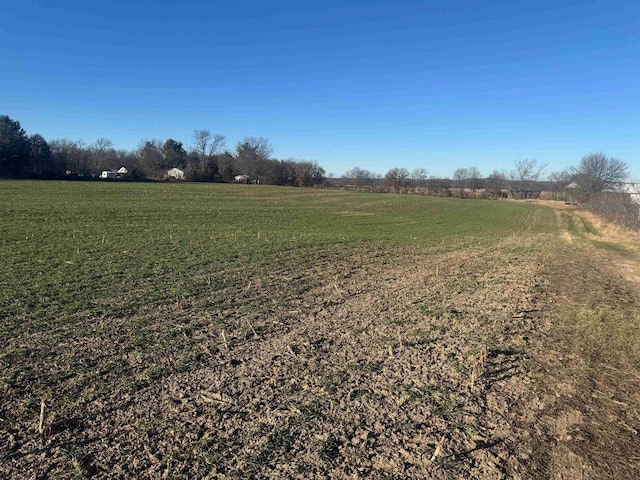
left=2, top=0, right=639, bottom=179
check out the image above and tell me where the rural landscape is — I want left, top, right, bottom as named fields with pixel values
left=1, top=181, right=639, bottom=479
left=2, top=1, right=638, bottom=478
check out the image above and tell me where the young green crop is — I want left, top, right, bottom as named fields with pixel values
left=0, top=181, right=556, bottom=336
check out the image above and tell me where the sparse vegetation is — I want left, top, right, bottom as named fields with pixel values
left=1, top=181, right=638, bottom=478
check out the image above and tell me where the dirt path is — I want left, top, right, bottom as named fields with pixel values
left=528, top=203, right=640, bottom=479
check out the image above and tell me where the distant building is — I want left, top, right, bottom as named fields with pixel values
left=234, top=174, right=250, bottom=183
left=117, top=166, right=128, bottom=175
left=166, top=167, right=185, bottom=180
left=99, top=170, right=117, bottom=179
left=607, top=182, right=640, bottom=205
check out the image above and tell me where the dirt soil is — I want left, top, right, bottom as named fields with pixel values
left=2, top=209, right=640, bottom=479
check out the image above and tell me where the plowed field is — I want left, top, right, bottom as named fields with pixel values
left=1, top=182, right=638, bottom=479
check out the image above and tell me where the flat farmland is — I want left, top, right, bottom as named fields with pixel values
left=1, top=181, right=638, bottom=479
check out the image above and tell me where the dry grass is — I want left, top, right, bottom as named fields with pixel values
left=558, top=304, right=640, bottom=368
left=533, top=204, right=640, bottom=479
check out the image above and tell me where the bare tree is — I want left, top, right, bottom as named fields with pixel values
left=192, top=129, right=210, bottom=157
left=486, top=169, right=507, bottom=198
left=453, top=166, right=481, bottom=197
left=238, top=137, right=272, bottom=161
left=453, top=167, right=469, bottom=197
left=571, top=152, right=629, bottom=193
left=75, top=140, right=90, bottom=173
left=208, top=134, right=226, bottom=156
left=50, top=139, right=90, bottom=174
left=90, top=137, right=115, bottom=171
left=546, top=169, right=572, bottom=197
left=191, top=130, right=225, bottom=180
left=94, top=137, right=113, bottom=152
left=547, top=169, right=571, bottom=185
left=411, top=167, right=429, bottom=186
left=510, top=159, right=548, bottom=198
left=467, top=166, right=482, bottom=194
left=384, top=167, right=410, bottom=192
left=343, top=167, right=379, bottom=186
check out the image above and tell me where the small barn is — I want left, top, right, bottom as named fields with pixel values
left=166, top=167, right=185, bottom=180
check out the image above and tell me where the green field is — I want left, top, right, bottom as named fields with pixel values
left=0, top=181, right=555, bottom=336
left=1, top=181, right=637, bottom=479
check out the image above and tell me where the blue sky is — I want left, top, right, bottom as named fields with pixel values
left=2, top=0, right=638, bottom=179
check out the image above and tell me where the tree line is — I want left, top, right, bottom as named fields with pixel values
left=0, top=115, right=325, bottom=186
left=341, top=156, right=632, bottom=198
left=1, top=114, right=632, bottom=195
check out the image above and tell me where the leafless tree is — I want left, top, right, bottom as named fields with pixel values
left=547, top=169, right=571, bottom=185
left=342, top=167, right=381, bottom=186
left=453, top=167, right=469, bottom=197
left=453, top=166, right=481, bottom=197
left=546, top=169, right=572, bottom=198
left=192, top=130, right=226, bottom=180
left=411, top=167, right=429, bottom=186
left=192, top=129, right=211, bottom=157
left=512, top=158, right=547, bottom=183
left=384, top=167, right=410, bottom=192
left=343, top=167, right=379, bottom=186
left=289, top=160, right=326, bottom=187
left=239, top=137, right=272, bottom=161
left=467, top=166, right=482, bottom=193
left=486, top=169, right=507, bottom=198
left=510, top=159, right=547, bottom=198
left=208, top=134, right=226, bottom=156
left=90, top=137, right=115, bottom=171
left=571, top=152, right=629, bottom=193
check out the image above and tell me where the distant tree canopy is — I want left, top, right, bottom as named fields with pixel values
left=1, top=114, right=633, bottom=197
left=452, top=166, right=482, bottom=197
left=0, top=114, right=329, bottom=185
left=137, top=140, right=165, bottom=178
left=343, top=167, right=380, bottom=186
left=0, top=115, right=31, bottom=178
left=162, top=139, right=187, bottom=168
left=29, top=134, right=53, bottom=178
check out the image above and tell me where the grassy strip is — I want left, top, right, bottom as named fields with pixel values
left=557, top=304, right=640, bottom=368
left=539, top=212, right=640, bottom=478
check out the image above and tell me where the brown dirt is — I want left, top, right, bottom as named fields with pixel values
left=2, top=209, right=639, bottom=479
